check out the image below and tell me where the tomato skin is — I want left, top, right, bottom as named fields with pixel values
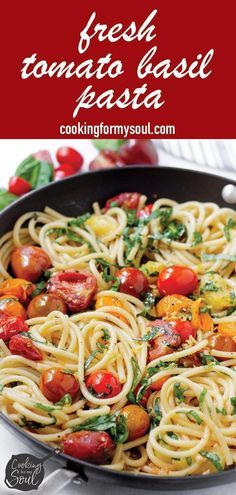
left=11, top=246, right=51, bottom=283
left=148, top=319, right=181, bottom=362
left=56, top=147, right=83, bottom=172
left=137, top=204, right=153, bottom=218
left=9, top=334, right=42, bottom=361
left=0, top=314, right=28, bottom=341
left=27, top=294, right=67, bottom=318
left=8, top=176, right=32, bottom=196
left=54, top=164, right=76, bottom=181
left=47, top=271, right=97, bottom=312
left=0, top=296, right=26, bottom=320
left=168, top=319, right=197, bottom=343
left=86, top=370, right=122, bottom=399
left=63, top=430, right=114, bottom=463
left=40, top=368, right=80, bottom=402
left=150, top=375, right=169, bottom=391
left=178, top=354, right=201, bottom=368
left=156, top=294, right=193, bottom=317
left=121, top=405, right=150, bottom=440
left=208, top=334, right=236, bottom=354
left=116, top=267, right=149, bottom=298
left=105, top=192, right=141, bottom=210
left=157, top=266, right=198, bottom=296
left=0, top=278, right=34, bottom=303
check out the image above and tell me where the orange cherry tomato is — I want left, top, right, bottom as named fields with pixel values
left=218, top=322, right=236, bottom=338
left=208, top=334, right=236, bottom=354
left=11, top=245, right=51, bottom=282
left=40, top=368, right=80, bottom=402
left=167, top=319, right=197, bottom=343
left=158, top=266, right=198, bottom=296
left=0, top=296, right=26, bottom=320
left=27, top=293, right=67, bottom=318
left=86, top=370, right=122, bottom=399
left=96, top=295, right=128, bottom=324
left=63, top=431, right=114, bottom=463
left=121, top=405, right=150, bottom=440
left=0, top=278, right=34, bottom=303
left=149, top=375, right=169, bottom=391
left=156, top=294, right=193, bottom=318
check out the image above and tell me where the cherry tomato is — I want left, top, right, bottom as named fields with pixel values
left=134, top=385, right=151, bottom=408
left=40, top=368, right=80, bottom=402
left=95, top=295, right=128, bottom=324
left=56, top=147, right=83, bottom=171
left=105, top=192, right=141, bottom=210
left=27, top=293, right=67, bottom=318
left=54, top=164, right=76, bottom=181
left=89, top=150, right=120, bottom=171
left=11, top=246, right=51, bottom=283
left=156, top=294, right=193, bottom=317
left=178, top=354, right=201, bottom=368
left=116, top=267, right=149, bottom=298
left=157, top=266, right=198, bottom=296
left=33, top=150, right=53, bottom=164
left=0, top=296, right=26, bottom=320
left=148, top=320, right=181, bottom=362
left=137, top=204, right=153, bottom=218
left=0, top=278, right=34, bottom=303
left=63, top=430, right=114, bottom=463
left=9, top=334, right=42, bottom=361
left=121, top=405, right=150, bottom=440
left=8, top=176, right=32, bottom=196
left=0, top=314, right=28, bottom=341
left=208, top=334, right=236, bottom=354
left=149, top=375, right=169, bottom=391
left=86, top=370, right=122, bottom=399
left=47, top=270, right=97, bottom=312
left=119, top=139, right=159, bottom=166
left=168, top=319, right=197, bottom=343
left=218, top=321, right=236, bottom=338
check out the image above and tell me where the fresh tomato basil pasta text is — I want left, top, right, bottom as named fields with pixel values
left=0, top=192, right=236, bottom=475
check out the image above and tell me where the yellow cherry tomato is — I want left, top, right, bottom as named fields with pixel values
left=96, top=295, right=128, bottom=324
left=121, top=405, right=150, bottom=440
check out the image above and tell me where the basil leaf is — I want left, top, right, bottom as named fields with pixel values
left=192, top=231, right=203, bottom=246
left=200, top=281, right=219, bottom=293
left=216, top=407, right=227, bottom=416
left=54, top=394, right=72, bottom=407
left=173, top=383, right=186, bottom=403
left=230, top=397, right=236, bottom=414
left=92, top=139, right=127, bottom=151
left=34, top=402, right=56, bottom=412
left=199, top=388, right=207, bottom=410
left=162, top=220, right=187, bottom=242
left=68, top=213, right=91, bottom=229
left=84, top=342, right=108, bottom=370
left=31, top=280, right=46, bottom=298
left=0, top=188, right=17, bottom=211
left=224, top=218, right=236, bottom=242
left=151, top=399, right=163, bottom=428
left=186, top=457, right=192, bottom=466
left=135, top=324, right=164, bottom=342
left=62, top=369, right=75, bottom=375
left=15, top=155, right=53, bottom=188
left=72, top=414, right=116, bottom=432
left=200, top=354, right=219, bottom=365
left=200, top=451, right=223, bottom=472
left=127, top=357, right=141, bottom=402
left=111, top=414, right=129, bottom=444
left=187, top=410, right=202, bottom=425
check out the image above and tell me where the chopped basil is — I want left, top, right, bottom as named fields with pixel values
left=68, top=213, right=91, bottom=229
left=111, top=278, right=121, bottom=291
left=34, top=402, right=56, bottom=413
left=111, top=414, right=129, bottom=444
left=186, top=457, right=192, bottom=466
left=167, top=431, right=178, bottom=440
left=0, top=384, right=4, bottom=393
left=54, top=394, right=72, bottom=407
left=31, top=280, right=46, bottom=298
left=230, top=397, right=236, bottom=414
left=72, top=414, right=116, bottom=433
left=200, top=451, right=223, bottom=472
left=62, top=369, right=75, bottom=375
left=102, top=329, right=110, bottom=341
left=162, top=220, right=187, bottom=242
left=151, top=399, right=163, bottom=428
left=173, top=383, right=187, bottom=403
left=199, top=388, right=207, bottom=410
left=224, top=218, right=236, bottom=242
left=127, top=357, right=142, bottom=403
left=199, top=305, right=211, bottom=314
left=187, top=410, right=202, bottom=425
left=216, top=407, right=227, bottom=416
left=192, top=231, right=203, bottom=246
left=200, top=354, right=219, bottom=365
left=138, top=292, right=156, bottom=320
left=84, top=342, right=108, bottom=370
left=200, top=281, right=219, bottom=293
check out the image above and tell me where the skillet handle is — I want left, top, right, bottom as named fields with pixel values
left=37, top=468, right=81, bottom=494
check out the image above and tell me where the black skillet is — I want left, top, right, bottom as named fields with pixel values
left=0, top=166, right=236, bottom=491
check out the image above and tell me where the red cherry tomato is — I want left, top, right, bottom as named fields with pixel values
left=116, top=267, right=149, bottom=298
left=149, top=375, right=169, bottom=391
left=47, top=270, right=97, bottom=312
left=9, top=334, right=42, bottom=361
left=105, top=192, right=141, bottom=210
left=137, top=204, right=153, bottom=218
left=40, top=368, right=80, bottom=402
left=89, top=150, right=121, bottom=171
left=147, top=319, right=181, bottom=362
left=11, top=245, right=51, bottom=282
left=169, top=319, right=197, bottom=343
left=157, top=266, right=198, bottom=296
left=86, top=370, right=122, bottom=398
left=0, top=314, right=28, bottom=342
left=8, top=177, right=32, bottom=196
left=63, top=430, right=114, bottom=463
left=119, top=139, right=159, bottom=166
left=54, top=164, right=76, bottom=181
left=56, top=147, right=83, bottom=171
left=134, top=385, right=151, bottom=408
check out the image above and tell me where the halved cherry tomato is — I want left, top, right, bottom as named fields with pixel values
left=8, top=176, right=32, bottom=196
left=121, top=404, right=150, bottom=440
left=157, top=266, right=198, bottom=296
left=63, top=430, right=114, bottom=463
left=134, top=385, right=151, bottom=408
left=56, top=147, right=83, bottom=171
left=9, top=334, right=42, bottom=361
left=157, top=294, right=193, bottom=318
left=178, top=354, right=201, bottom=367
left=0, top=278, right=34, bottom=303
left=40, top=368, right=80, bottom=402
left=148, top=320, right=181, bottom=362
left=116, top=267, right=149, bottom=298
left=0, top=296, right=26, bottom=320
left=105, top=192, right=141, bottom=210
left=47, top=271, right=97, bottom=312
left=150, top=375, right=169, bottom=391
left=208, top=334, right=236, bottom=354
left=0, top=314, right=28, bottom=341
left=167, top=319, right=197, bottom=343
left=86, top=370, right=122, bottom=399
left=218, top=321, right=236, bottom=337
left=11, top=246, right=51, bottom=282
left=95, top=295, right=128, bottom=324
left=54, top=164, right=76, bottom=181
left=137, top=204, right=153, bottom=218
left=27, top=293, right=67, bottom=318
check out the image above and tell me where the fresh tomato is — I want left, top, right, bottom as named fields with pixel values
left=9, top=334, right=42, bottom=361
left=116, top=267, right=149, bottom=298
left=134, top=385, right=152, bottom=408
left=150, top=375, right=169, bottom=391
left=0, top=278, right=34, bottom=303
left=63, top=430, right=114, bottom=463
left=119, top=140, right=159, bottom=166
left=47, top=271, right=97, bottom=312
left=121, top=404, right=150, bottom=440
left=137, top=204, right=153, bottom=218
left=0, top=296, right=26, bottom=320
left=148, top=320, right=181, bottom=362
left=95, top=295, right=128, bottom=324
left=56, top=147, right=83, bottom=171
left=86, top=370, right=122, bottom=399
left=0, top=314, right=28, bottom=341
left=27, top=293, right=67, bottom=318
left=8, top=176, right=32, bottom=196
left=168, top=319, right=197, bottom=343
left=40, top=368, right=80, bottom=402
left=11, top=246, right=51, bottom=283
left=218, top=321, right=236, bottom=338
left=89, top=150, right=120, bottom=171
left=157, top=266, right=198, bottom=296
left=178, top=354, right=201, bottom=367
left=156, top=294, right=193, bottom=318
left=105, top=192, right=141, bottom=210
left=54, top=164, right=76, bottom=181
left=208, top=334, right=236, bottom=354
